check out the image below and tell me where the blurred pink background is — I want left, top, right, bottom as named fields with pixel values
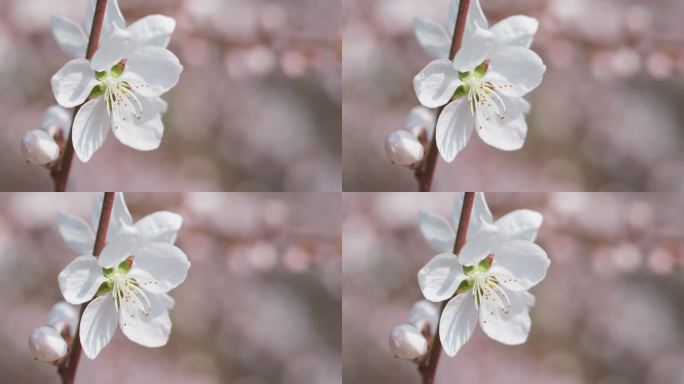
left=0, top=0, right=341, bottom=191
left=343, top=0, right=684, bottom=191
left=0, top=192, right=341, bottom=383
left=343, top=193, right=684, bottom=383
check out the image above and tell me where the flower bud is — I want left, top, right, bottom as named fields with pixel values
left=47, top=301, right=79, bottom=336
left=29, top=326, right=67, bottom=362
left=404, top=106, right=435, bottom=139
left=21, top=130, right=60, bottom=165
left=389, top=324, right=428, bottom=360
left=385, top=130, right=425, bottom=166
left=40, top=105, right=72, bottom=138
left=407, top=300, right=439, bottom=334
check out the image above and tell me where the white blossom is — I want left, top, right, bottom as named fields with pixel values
left=21, top=130, right=60, bottom=165
left=29, top=326, right=68, bottom=362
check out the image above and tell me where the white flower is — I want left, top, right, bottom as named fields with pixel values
left=47, top=301, right=80, bottom=336
left=40, top=105, right=73, bottom=138
left=21, top=130, right=60, bottom=165
left=413, top=2, right=545, bottom=162
left=416, top=193, right=550, bottom=356
left=51, top=26, right=182, bottom=162
left=406, top=299, right=440, bottom=333
left=29, top=326, right=68, bottom=362
left=385, top=130, right=425, bottom=166
left=51, top=0, right=176, bottom=59
left=389, top=324, right=429, bottom=360
left=57, top=193, right=189, bottom=359
left=404, top=106, right=436, bottom=140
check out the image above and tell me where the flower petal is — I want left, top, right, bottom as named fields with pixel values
left=452, top=192, right=494, bottom=237
left=120, top=295, right=171, bottom=348
left=128, top=15, right=176, bottom=48
left=448, top=0, right=489, bottom=36
left=98, top=223, right=140, bottom=268
left=489, top=240, right=550, bottom=291
left=486, top=46, right=546, bottom=97
left=495, top=209, right=543, bottom=242
left=51, top=16, right=87, bottom=58
left=479, top=288, right=532, bottom=345
left=80, top=293, right=118, bottom=359
left=458, top=222, right=499, bottom=266
left=120, top=46, right=183, bottom=97
left=86, top=0, right=125, bottom=41
left=452, top=25, right=495, bottom=71
left=91, top=192, right=133, bottom=240
left=491, top=15, right=539, bottom=49
left=112, top=95, right=165, bottom=151
left=435, top=100, right=474, bottom=163
left=413, top=59, right=462, bottom=109
left=413, top=18, right=451, bottom=59
left=439, top=293, right=478, bottom=357
left=58, top=255, right=106, bottom=305
left=90, top=25, right=133, bottom=72
left=476, top=95, right=528, bottom=151
left=51, top=59, right=98, bottom=108
left=56, top=213, right=95, bottom=255
left=127, top=243, right=190, bottom=294
left=419, top=211, right=456, bottom=253
left=135, top=211, right=183, bottom=244
left=417, top=253, right=466, bottom=302
left=71, top=98, right=109, bottom=162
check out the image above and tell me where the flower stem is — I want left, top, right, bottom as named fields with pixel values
left=418, top=192, right=475, bottom=384
left=415, top=0, right=472, bottom=192
left=51, top=0, right=109, bottom=192
left=57, top=192, right=115, bottom=384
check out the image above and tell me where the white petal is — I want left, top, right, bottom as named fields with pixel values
left=458, top=222, right=500, bottom=266
left=435, top=100, right=473, bottom=163
left=98, top=223, right=140, bottom=268
left=91, top=192, right=133, bottom=240
left=486, top=47, right=546, bottom=97
left=135, top=211, right=183, bottom=244
left=413, top=18, right=451, bottom=59
left=452, top=192, right=494, bottom=236
left=452, top=25, right=494, bottom=71
left=127, top=243, right=190, bottom=294
left=128, top=15, right=176, bottom=48
left=71, top=98, right=109, bottom=163
left=56, top=213, right=95, bottom=255
left=120, top=46, right=183, bottom=97
left=491, top=16, right=539, bottom=49
left=448, top=0, right=489, bottom=36
left=90, top=25, right=133, bottom=71
left=58, top=255, right=106, bottom=305
left=479, top=288, right=531, bottom=345
left=21, top=130, right=61, bottom=165
left=51, top=16, right=87, bottom=57
left=439, top=294, right=478, bottom=357
left=489, top=240, right=550, bottom=291
left=495, top=209, right=543, bottom=242
left=419, top=211, right=456, bottom=253
left=80, top=293, right=118, bottom=359
left=86, top=0, right=125, bottom=41
left=389, top=324, right=428, bottom=360
left=51, top=59, right=97, bottom=108
left=120, top=303, right=171, bottom=348
left=112, top=95, right=165, bottom=151
left=417, top=253, right=467, bottom=302
left=413, top=59, right=462, bottom=109
left=476, top=95, right=528, bottom=151
left=41, top=105, right=73, bottom=135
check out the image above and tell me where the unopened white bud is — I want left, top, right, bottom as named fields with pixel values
left=389, top=324, right=428, bottom=360
left=40, top=105, right=72, bottom=137
left=47, top=301, right=79, bottom=336
left=385, top=130, right=425, bottom=166
left=29, top=326, right=67, bottom=362
left=404, top=106, right=435, bottom=138
left=407, top=300, right=440, bottom=333
left=21, top=130, right=60, bottom=165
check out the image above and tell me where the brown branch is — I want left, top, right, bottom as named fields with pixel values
left=51, top=0, right=109, bottom=192
left=415, top=0, right=472, bottom=192
left=419, top=192, right=475, bottom=384
left=57, top=192, right=115, bottom=384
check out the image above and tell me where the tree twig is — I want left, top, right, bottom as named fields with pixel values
left=51, top=0, right=109, bottom=192
left=57, top=192, right=115, bottom=384
left=418, top=192, right=475, bottom=384
left=414, top=0, right=472, bottom=192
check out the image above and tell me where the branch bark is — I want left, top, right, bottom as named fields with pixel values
left=418, top=192, right=475, bottom=384
left=57, top=192, right=115, bottom=384
left=51, top=0, right=109, bottom=192
left=415, top=0, right=472, bottom=192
